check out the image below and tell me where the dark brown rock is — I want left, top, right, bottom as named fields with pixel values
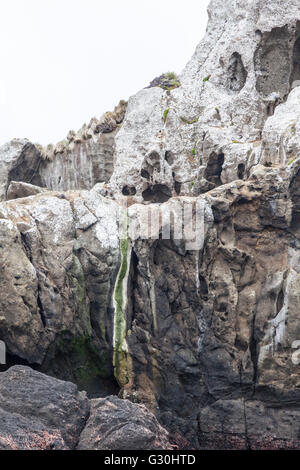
left=0, top=367, right=172, bottom=451
left=77, top=395, right=173, bottom=450
left=0, top=366, right=90, bottom=450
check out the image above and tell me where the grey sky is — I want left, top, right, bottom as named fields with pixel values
left=0, top=0, right=210, bottom=146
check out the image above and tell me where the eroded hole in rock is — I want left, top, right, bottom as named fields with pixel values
left=142, top=184, right=172, bottom=203
left=122, top=186, right=136, bottom=196
left=141, top=169, right=150, bottom=180
left=147, top=151, right=161, bottom=171
left=0, top=353, right=39, bottom=374
left=204, top=152, right=224, bottom=187
left=199, top=275, right=208, bottom=301
left=227, top=52, right=247, bottom=92
left=141, top=151, right=161, bottom=181
left=267, top=102, right=278, bottom=116
left=255, top=29, right=262, bottom=41
left=276, top=289, right=284, bottom=314
left=219, top=303, right=228, bottom=313
left=165, top=151, right=175, bottom=166
left=174, top=181, right=181, bottom=195
left=40, top=331, right=120, bottom=399
left=0, top=350, right=115, bottom=399
left=235, top=337, right=248, bottom=352
left=254, top=25, right=291, bottom=99
left=238, top=163, right=245, bottom=180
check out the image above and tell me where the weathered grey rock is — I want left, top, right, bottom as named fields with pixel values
left=39, top=131, right=116, bottom=192
left=108, top=0, right=300, bottom=202
left=38, top=100, right=127, bottom=192
left=77, top=395, right=173, bottom=450
left=262, top=86, right=300, bottom=165
left=0, top=366, right=89, bottom=450
left=0, top=101, right=127, bottom=200
left=0, top=190, right=121, bottom=396
left=0, top=139, right=42, bottom=201
left=6, top=181, right=47, bottom=200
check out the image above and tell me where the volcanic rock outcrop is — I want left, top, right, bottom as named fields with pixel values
left=1, top=0, right=300, bottom=450
left=0, top=366, right=171, bottom=450
left=0, top=100, right=127, bottom=201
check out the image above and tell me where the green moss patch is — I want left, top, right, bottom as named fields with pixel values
left=54, top=332, right=111, bottom=390
left=150, top=72, right=181, bottom=91
left=180, top=116, right=199, bottom=125
left=163, top=108, right=170, bottom=123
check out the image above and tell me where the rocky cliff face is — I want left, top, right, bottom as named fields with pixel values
left=0, top=100, right=127, bottom=201
left=1, top=0, right=300, bottom=450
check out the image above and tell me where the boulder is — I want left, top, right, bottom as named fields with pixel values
left=77, top=395, right=173, bottom=450
left=0, top=139, right=42, bottom=201
left=0, top=366, right=89, bottom=450
left=0, top=367, right=172, bottom=451
left=6, top=181, right=47, bottom=200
